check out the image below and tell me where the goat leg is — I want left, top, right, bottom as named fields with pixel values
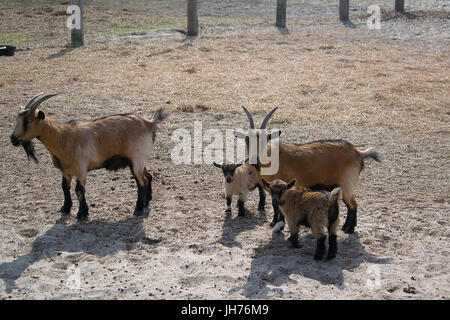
left=327, top=234, right=338, bottom=260
left=75, top=180, right=88, bottom=221
left=257, top=184, right=266, bottom=211
left=225, top=196, right=232, bottom=213
left=314, top=236, right=327, bottom=260
left=60, top=176, right=72, bottom=214
left=237, top=199, right=246, bottom=217
left=342, top=207, right=357, bottom=234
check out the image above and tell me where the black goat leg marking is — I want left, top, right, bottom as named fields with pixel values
left=343, top=207, right=357, bottom=234
left=225, top=196, right=232, bottom=213
left=75, top=180, right=88, bottom=221
left=134, top=183, right=146, bottom=216
left=144, top=170, right=152, bottom=207
left=290, top=233, right=299, bottom=248
left=270, top=199, right=279, bottom=226
left=278, top=210, right=285, bottom=230
left=314, top=236, right=327, bottom=260
left=257, top=184, right=266, bottom=211
left=60, top=176, right=72, bottom=214
left=237, top=199, right=246, bottom=217
left=327, top=234, right=338, bottom=260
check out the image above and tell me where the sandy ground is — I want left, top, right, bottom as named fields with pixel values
left=0, top=2, right=449, bottom=299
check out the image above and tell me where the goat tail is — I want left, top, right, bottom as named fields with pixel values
left=152, top=108, right=169, bottom=124
left=329, top=187, right=341, bottom=205
left=359, top=147, right=381, bottom=163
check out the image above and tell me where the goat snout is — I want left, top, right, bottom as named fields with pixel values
left=226, top=177, right=232, bottom=183
left=10, top=135, right=20, bottom=146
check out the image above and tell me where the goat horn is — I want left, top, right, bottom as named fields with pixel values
left=242, top=106, right=255, bottom=129
left=260, top=107, right=278, bottom=129
left=29, top=93, right=59, bottom=111
left=24, top=92, right=44, bottom=110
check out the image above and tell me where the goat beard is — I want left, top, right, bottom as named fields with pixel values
left=21, top=140, right=38, bottom=163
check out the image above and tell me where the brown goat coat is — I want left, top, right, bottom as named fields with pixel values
left=256, top=140, right=362, bottom=210
left=278, top=186, right=340, bottom=240
left=35, top=114, right=156, bottom=185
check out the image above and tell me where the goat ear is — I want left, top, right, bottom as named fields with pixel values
left=236, top=163, right=243, bottom=168
left=287, top=179, right=296, bottom=190
left=213, top=162, right=222, bottom=169
left=262, top=179, right=270, bottom=189
left=233, top=130, right=246, bottom=139
left=37, top=110, right=45, bottom=120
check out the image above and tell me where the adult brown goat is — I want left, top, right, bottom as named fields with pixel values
left=10, top=92, right=168, bottom=220
left=235, top=106, right=380, bottom=234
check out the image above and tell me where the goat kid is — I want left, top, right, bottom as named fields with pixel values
left=235, top=106, right=381, bottom=234
left=213, top=161, right=265, bottom=216
left=10, top=92, right=167, bottom=220
left=263, top=179, right=341, bottom=260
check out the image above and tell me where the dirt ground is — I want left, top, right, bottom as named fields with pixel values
left=0, top=1, right=449, bottom=299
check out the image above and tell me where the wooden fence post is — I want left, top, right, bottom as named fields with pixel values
left=70, top=0, right=84, bottom=47
left=395, top=0, right=405, bottom=12
left=339, top=0, right=349, bottom=21
left=187, top=0, right=198, bottom=36
left=276, top=0, right=287, bottom=28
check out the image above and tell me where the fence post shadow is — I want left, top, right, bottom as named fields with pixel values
left=341, top=20, right=356, bottom=28
left=276, top=26, right=290, bottom=35
left=47, top=46, right=77, bottom=59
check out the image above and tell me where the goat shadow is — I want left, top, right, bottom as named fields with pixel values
left=218, top=207, right=268, bottom=249
left=230, top=231, right=392, bottom=298
left=0, top=214, right=158, bottom=294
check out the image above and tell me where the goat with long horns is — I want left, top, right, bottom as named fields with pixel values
left=235, top=106, right=381, bottom=234
left=10, top=92, right=167, bottom=220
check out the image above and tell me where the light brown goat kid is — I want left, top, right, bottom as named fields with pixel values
left=213, top=161, right=262, bottom=217
left=10, top=93, right=168, bottom=220
left=263, top=179, right=341, bottom=260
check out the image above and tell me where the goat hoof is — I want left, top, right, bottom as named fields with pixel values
left=224, top=208, right=231, bottom=213
left=76, top=214, right=88, bottom=221
left=327, top=253, right=337, bottom=260
left=313, top=254, right=323, bottom=261
left=342, top=225, right=355, bottom=234
left=60, top=206, right=71, bottom=214
left=134, top=209, right=145, bottom=216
